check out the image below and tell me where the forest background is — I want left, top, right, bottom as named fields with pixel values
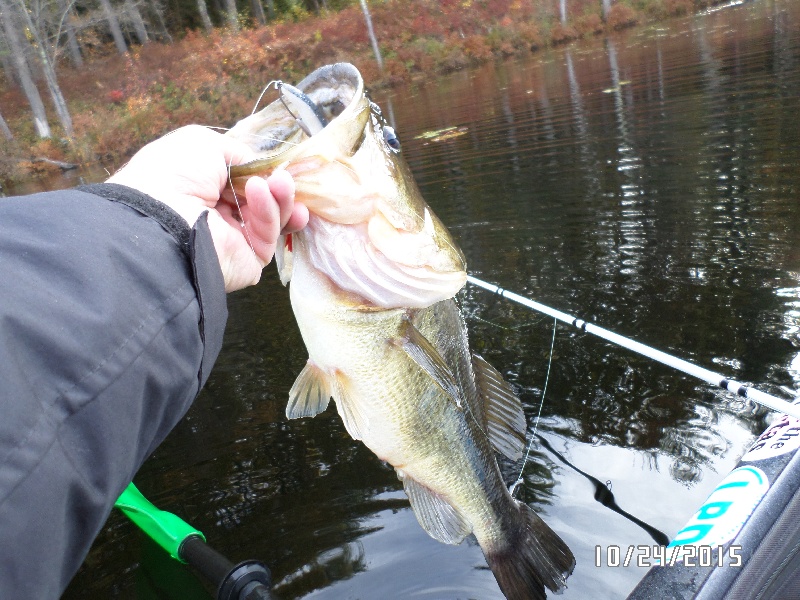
left=0, top=0, right=719, bottom=183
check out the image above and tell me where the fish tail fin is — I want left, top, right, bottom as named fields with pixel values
left=483, top=500, right=575, bottom=600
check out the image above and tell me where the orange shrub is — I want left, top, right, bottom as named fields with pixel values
left=353, top=58, right=381, bottom=85
left=665, top=0, right=694, bottom=15
left=29, top=138, right=67, bottom=162
left=0, top=87, right=27, bottom=121
left=574, top=13, right=604, bottom=36
left=550, top=23, right=579, bottom=44
left=462, top=35, right=493, bottom=61
left=516, top=21, right=544, bottom=50
left=414, top=52, right=437, bottom=74
left=411, top=13, right=442, bottom=38
left=607, top=3, right=640, bottom=29
left=484, top=0, right=513, bottom=15
left=438, top=38, right=469, bottom=72
left=383, top=58, right=411, bottom=83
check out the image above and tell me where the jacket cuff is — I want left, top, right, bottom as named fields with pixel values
left=78, top=183, right=192, bottom=254
left=78, top=183, right=227, bottom=385
left=189, top=214, right=227, bottom=385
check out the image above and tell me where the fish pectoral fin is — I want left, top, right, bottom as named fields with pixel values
left=331, top=371, right=368, bottom=441
left=393, top=319, right=462, bottom=409
left=472, top=354, right=527, bottom=461
left=286, top=360, right=332, bottom=419
left=399, top=471, right=471, bottom=545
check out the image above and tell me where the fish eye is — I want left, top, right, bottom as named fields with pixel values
left=383, top=126, right=400, bottom=151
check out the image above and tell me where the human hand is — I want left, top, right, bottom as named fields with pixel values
left=107, top=125, right=308, bottom=292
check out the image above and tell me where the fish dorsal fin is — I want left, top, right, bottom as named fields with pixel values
left=275, top=234, right=293, bottom=285
left=286, top=360, right=332, bottom=419
left=331, top=372, right=368, bottom=441
left=398, top=470, right=472, bottom=545
left=472, top=355, right=526, bottom=461
left=393, top=318, right=462, bottom=409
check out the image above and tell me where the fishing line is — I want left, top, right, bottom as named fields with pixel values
left=203, top=124, right=301, bottom=150
left=251, top=80, right=281, bottom=115
left=510, top=317, right=557, bottom=498
left=278, top=94, right=314, bottom=137
left=465, top=287, right=546, bottom=331
left=226, top=157, right=257, bottom=260
left=468, top=313, right=545, bottom=331
left=207, top=121, right=300, bottom=264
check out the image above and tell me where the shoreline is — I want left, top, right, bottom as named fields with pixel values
left=0, top=0, right=732, bottom=184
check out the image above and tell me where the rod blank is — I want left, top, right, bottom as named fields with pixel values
left=466, top=275, right=800, bottom=421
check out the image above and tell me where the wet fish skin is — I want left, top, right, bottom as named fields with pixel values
left=225, top=62, right=575, bottom=600
left=288, top=232, right=573, bottom=599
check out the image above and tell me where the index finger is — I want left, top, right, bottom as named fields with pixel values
left=218, top=132, right=260, bottom=170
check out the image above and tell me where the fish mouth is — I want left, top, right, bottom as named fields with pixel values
left=227, top=63, right=369, bottom=170
left=226, top=63, right=379, bottom=225
left=226, top=63, right=467, bottom=306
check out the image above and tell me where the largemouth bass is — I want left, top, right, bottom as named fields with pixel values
left=227, top=63, right=575, bottom=600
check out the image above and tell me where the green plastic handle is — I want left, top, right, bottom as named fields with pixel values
left=114, top=482, right=205, bottom=562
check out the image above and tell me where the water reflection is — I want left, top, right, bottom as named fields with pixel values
left=534, top=433, right=669, bottom=544
left=63, top=0, right=800, bottom=597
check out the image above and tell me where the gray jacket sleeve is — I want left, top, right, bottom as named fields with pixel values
left=0, top=183, right=228, bottom=598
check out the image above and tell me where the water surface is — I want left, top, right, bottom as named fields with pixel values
left=62, top=1, right=800, bottom=597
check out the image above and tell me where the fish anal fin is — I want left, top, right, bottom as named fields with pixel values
left=472, top=354, right=526, bottom=461
left=393, top=319, right=462, bottom=409
left=398, top=471, right=472, bottom=545
left=332, top=371, right=368, bottom=441
left=286, top=360, right=332, bottom=419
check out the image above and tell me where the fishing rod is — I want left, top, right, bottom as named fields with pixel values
left=466, top=275, right=800, bottom=421
left=115, top=483, right=275, bottom=600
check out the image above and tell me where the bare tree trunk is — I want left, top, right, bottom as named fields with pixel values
left=0, top=0, right=51, bottom=137
left=0, top=107, right=13, bottom=140
left=601, top=0, right=611, bottom=22
left=11, top=0, right=73, bottom=136
left=99, top=0, right=129, bottom=53
left=126, top=0, right=149, bottom=44
left=147, top=0, right=172, bottom=41
left=250, top=0, right=265, bottom=25
left=37, top=48, right=73, bottom=137
left=559, top=0, right=567, bottom=25
left=359, top=0, right=382, bottom=72
left=54, top=0, right=84, bottom=67
left=195, top=0, right=213, bottom=31
left=223, top=0, right=238, bottom=30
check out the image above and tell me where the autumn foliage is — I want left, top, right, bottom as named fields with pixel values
left=0, top=0, right=721, bottom=182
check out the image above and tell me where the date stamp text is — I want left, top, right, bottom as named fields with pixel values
left=594, top=544, right=743, bottom=568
